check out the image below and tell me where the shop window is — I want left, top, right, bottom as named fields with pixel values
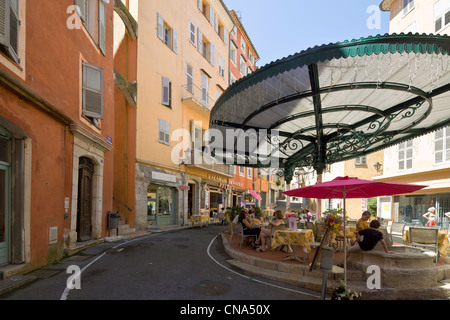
left=147, top=185, right=174, bottom=219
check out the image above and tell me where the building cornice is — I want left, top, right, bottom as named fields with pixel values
left=70, top=123, right=113, bottom=153
left=379, top=0, right=395, bottom=11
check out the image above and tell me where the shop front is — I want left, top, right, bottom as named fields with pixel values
left=135, top=164, right=181, bottom=229
left=147, top=184, right=176, bottom=226
left=203, top=173, right=231, bottom=214
left=392, top=193, right=450, bottom=227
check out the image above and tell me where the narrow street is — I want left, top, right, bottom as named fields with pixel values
left=0, top=225, right=320, bottom=303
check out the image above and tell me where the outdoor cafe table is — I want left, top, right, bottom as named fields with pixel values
left=271, top=229, right=315, bottom=263
left=403, top=229, right=450, bottom=257
left=189, top=215, right=209, bottom=228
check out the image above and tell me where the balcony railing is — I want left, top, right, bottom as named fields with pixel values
left=181, top=83, right=216, bottom=111
left=185, top=149, right=233, bottom=177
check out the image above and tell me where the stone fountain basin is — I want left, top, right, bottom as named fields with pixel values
left=348, top=244, right=439, bottom=289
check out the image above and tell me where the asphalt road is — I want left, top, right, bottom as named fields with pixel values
left=1, top=225, right=320, bottom=305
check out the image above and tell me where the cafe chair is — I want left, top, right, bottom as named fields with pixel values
left=409, top=227, right=439, bottom=263
left=270, top=224, right=288, bottom=254
left=347, top=219, right=357, bottom=227
left=389, top=222, right=406, bottom=244
left=305, top=222, right=316, bottom=237
left=236, top=222, right=257, bottom=249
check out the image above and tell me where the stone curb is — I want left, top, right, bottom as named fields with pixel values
left=220, top=233, right=450, bottom=300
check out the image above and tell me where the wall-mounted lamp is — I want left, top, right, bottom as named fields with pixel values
left=374, top=162, right=383, bottom=173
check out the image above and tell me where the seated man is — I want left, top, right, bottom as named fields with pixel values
left=346, top=219, right=392, bottom=260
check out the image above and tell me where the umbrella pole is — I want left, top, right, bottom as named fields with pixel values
left=343, top=191, right=347, bottom=285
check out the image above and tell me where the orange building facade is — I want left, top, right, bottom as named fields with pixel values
left=227, top=10, right=269, bottom=208
left=0, top=0, right=114, bottom=271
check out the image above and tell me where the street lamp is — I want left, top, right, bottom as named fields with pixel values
left=374, top=162, right=383, bottom=173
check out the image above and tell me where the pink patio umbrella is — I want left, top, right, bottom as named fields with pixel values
left=283, top=176, right=427, bottom=284
left=248, top=189, right=262, bottom=201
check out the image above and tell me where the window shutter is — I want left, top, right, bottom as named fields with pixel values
left=446, top=127, right=450, bottom=161
left=223, top=27, right=227, bottom=44
left=172, top=29, right=177, bottom=53
left=214, top=13, right=218, bottom=33
left=82, top=63, right=103, bottom=119
left=189, top=20, right=196, bottom=45
left=208, top=6, right=213, bottom=24
left=201, top=73, right=208, bottom=108
left=435, top=129, right=444, bottom=163
left=162, top=77, right=170, bottom=106
left=165, top=121, right=170, bottom=144
left=0, top=0, right=10, bottom=47
left=186, top=63, right=193, bottom=93
left=7, top=0, right=19, bottom=62
left=98, top=0, right=106, bottom=55
left=210, top=43, right=215, bottom=66
left=218, top=55, right=224, bottom=77
left=159, top=119, right=165, bottom=143
left=75, top=0, right=86, bottom=22
left=197, top=28, right=202, bottom=55
left=436, top=17, right=443, bottom=32
left=157, top=12, right=164, bottom=40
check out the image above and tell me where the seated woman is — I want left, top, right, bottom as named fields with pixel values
left=238, top=209, right=261, bottom=246
left=254, top=210, right=285, bottom=252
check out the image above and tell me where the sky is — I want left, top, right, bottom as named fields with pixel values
left=223, top=0, right=390, bottom=67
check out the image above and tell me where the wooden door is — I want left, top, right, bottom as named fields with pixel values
left=77, top=158, right=94, bottom=242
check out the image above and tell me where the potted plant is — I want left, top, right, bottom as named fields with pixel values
left=331, top=279, right=362, bottom=300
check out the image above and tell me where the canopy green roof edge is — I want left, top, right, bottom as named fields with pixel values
left=212, top=33, right=450, bottom=120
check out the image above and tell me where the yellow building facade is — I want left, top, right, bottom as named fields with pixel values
left=134, top=0, right=234, bottom=228
left=378, top=0, right=450, bottom=226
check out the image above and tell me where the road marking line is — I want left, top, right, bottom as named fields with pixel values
left=206, top=234, right=321, bottom=299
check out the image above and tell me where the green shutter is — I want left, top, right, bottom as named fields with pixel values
left=98, top=0, right=106, bottom=55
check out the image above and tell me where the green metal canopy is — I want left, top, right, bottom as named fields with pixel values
left=209, top=34, right=450, bottom=183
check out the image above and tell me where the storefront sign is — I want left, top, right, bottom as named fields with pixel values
left=207, top=174, right=228, bottom=184
left=178, top=185, right=190, bottom=191
left=152, top=171, right=177, bottom=183
left=361, top=198, right=368, bottom=211
left=229, top=180, right=243, bottom=188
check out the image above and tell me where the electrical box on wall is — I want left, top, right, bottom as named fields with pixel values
left=49, top=227, right=58, bottom=245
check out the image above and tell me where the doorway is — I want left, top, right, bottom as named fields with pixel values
left=77, top=157, right=95, bottom=242
left=0, top=165, right=10, bottom=266
left=188, top=183, right=195, bottom=217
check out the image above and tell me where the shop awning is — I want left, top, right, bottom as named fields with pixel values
left=209, top=34, right=450, bottom=182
